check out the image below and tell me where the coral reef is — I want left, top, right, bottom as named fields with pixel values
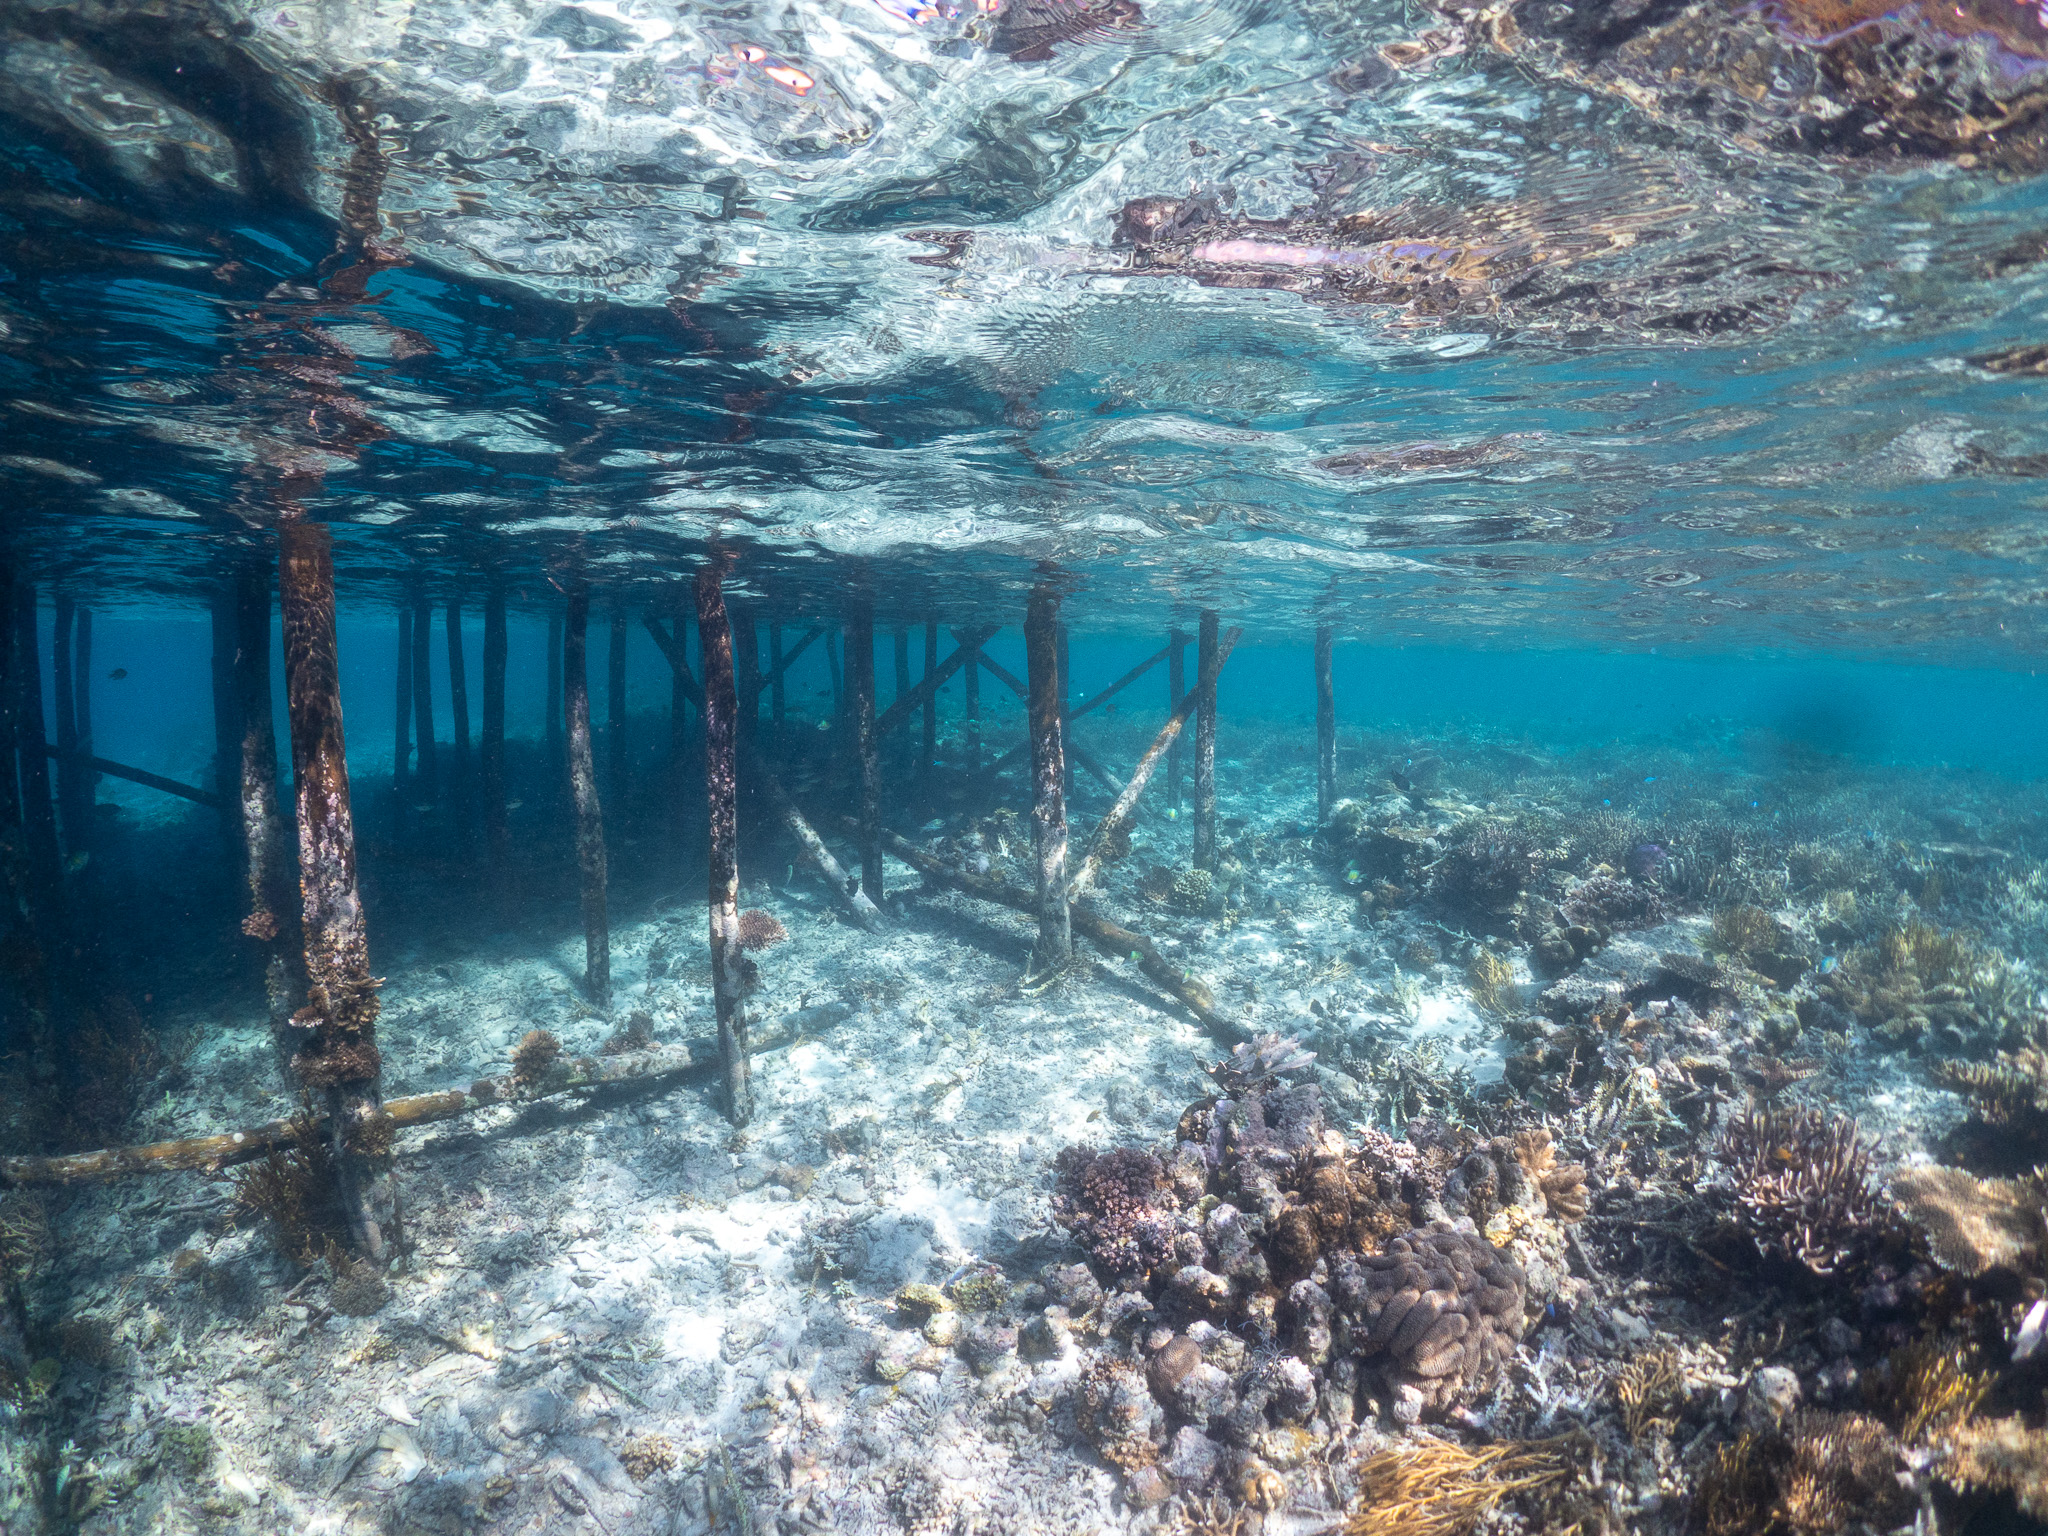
left=1559, top=874, right=1665, bottom=939
left=1939, top=1417, right=2048, bottom=1519
left=1716, top=1105, right=1892, bottom=1275
left=600, top=1009, right=656, bottom=1055
left=228, top=1113, right=348, bottom=1266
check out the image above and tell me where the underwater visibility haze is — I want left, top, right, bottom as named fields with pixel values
left=7, top=0, right=2048, bottom=1531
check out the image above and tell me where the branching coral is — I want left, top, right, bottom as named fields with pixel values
left=1617, top=1349, right=1684, bottom=1440
left=228, top=1113, right=348, bottom=1266
left=1937, top=1045, right=2048, bottom=1160
left=511, top=1028, right=562, bottom=1089
left=1715, top=1105, right=1891, bottom=1274
left=1696, top=1413, right=1910, bottom=1536
left=1870, top=1339, right=1990, bottom=1444
left=1345, top=1437, right=1574, bottom=1536
left=1467, top=950, right=1516, bottom=1015
left=1051, top=1147, right=1179, bottom=1286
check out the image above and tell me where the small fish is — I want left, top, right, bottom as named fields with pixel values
left=106, top=668, right=127, bottom=680
left=65, top=852, right=90, bottom=873
left=507, top=799, right=524, bottom=810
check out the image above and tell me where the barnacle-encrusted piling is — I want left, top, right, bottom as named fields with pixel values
left=1193, top=610, right=1219, bottom=870
left=1315, top=622, right=1336, bottom=822
left=562, top=589, right=612, bottom=1013
left=1167, top=628, right=1187, bottom=810
left=1025, top=580, right=1071, bottom=972
left=277, top=518, right=398, bottom=1265
left=848, top=586, right=882, bottom=903
left=481, top=583, right=508, bottom=866
left=696, top=559, right=753, bottom=1125
left=233, top=560, right=291, bottom=1028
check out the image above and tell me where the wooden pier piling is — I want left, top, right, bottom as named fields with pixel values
left=563, top=590, right=612, bottom=1012
left=1193, top=611, right=1219, bottom=871
left=1025, top=582, right=1071, bottom=972
left=695, top=561, right=753, bottom=1126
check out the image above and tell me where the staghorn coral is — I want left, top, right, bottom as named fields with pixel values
left=1051, top=1147, right=1180, bottom=1287
left=1330, top=1224, right=1525, bottom=1420
left=1937, top=1042, right=2048, bottom=1161
left=1716, top=1104, right=1892, bottom=1275
left=1345, top=1437, right=1574, bottom=1536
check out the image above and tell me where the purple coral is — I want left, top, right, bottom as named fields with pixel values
left=1052, top=1147, right=1180, bottom=1286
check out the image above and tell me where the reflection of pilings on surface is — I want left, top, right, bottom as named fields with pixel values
left=563, top=590, right=612, bottom=1013
left=234, top=559, right=292, bottom=1037
left=1167, top=629, right=1187, bottom=810
left=848, top=587, right=881, bottom=903
left=411, top=591, right=436, bottom=801
left=393, top=604, right=412, bottom=799
left=921, top=620, right=938, bottom=780
left=1025, top=581, right=1071, bottom=972
left=482, top=585, right=508, bottom=867
left=1315, top=624, right=1336, bottom=824
left=277, top=518, right=398, bottom=1266
left=1193, top=611, right=1219, bottom=871
left=607, top=605, right=627, bottom=816
left=447, top=597, right=471, bottom=796
left=695, top=560, right=752, bottom=1126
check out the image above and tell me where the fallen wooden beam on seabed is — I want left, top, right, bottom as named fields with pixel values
left=0, top=1001, right=855, bottom=1189
left=42, top=745, right=221, bottom=810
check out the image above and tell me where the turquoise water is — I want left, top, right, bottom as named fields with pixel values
left=10, top=2, right=2048, bottom=1534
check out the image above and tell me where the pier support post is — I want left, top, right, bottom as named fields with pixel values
left=563, top=590, right=611, bottom=1013
left=848, top=588, right=881, bottom=903
left=52, top=598, right=88, bottom=861
left=607, top=604, right=627, bottom=817
left=13, top=585, right=60, bottom=916
left=482, top=585, right=508, bottom=866
left=1167, top=629, right=1187, bottom=810
left=74, top=606, right=92, bottom=815
left=921, top=620, right=938, bottom=781
left=1025, top=581, right=1071, bottom=973
left=964, top=629, right=981, bottom=773
left=233, top=560, right=292, bottom=1028
left=277, top=518, right=398, bottom=1265
left=733, top=603, right=760, bottom=765
left=1193, top=611, right=1219, bottom=871
left=769, top=623, right=786, bottom=730
left=695, top=560, right=753, bottom=1126
left=447, top=597, right=471, bottom=801
left=393, top=604, right=412, bottom=805
left=1315, top=623, right=1335, bottom=823
left=411, top=592, right=436, bottom=804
